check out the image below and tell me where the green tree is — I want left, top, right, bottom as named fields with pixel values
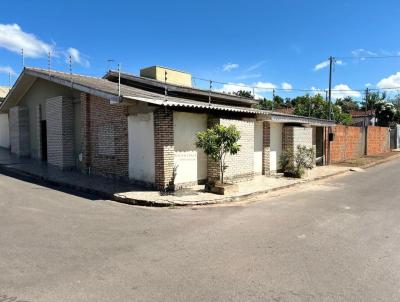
left=233, top=90, right=254, bottom=99
left=292, top=93, right=352, bottom=125
left=257, top=95, right=287, bottom=110
left=362, top=91, right=386, bottom=110
left=375, top=100, right=396, bottom=126
left=335, top=96, right=359, bottom=113
left=196, top=125, right=241, bottom=184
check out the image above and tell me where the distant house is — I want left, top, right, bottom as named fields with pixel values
left=0, top=86, right=10, bottom=148
left=0, top=66, right=333, bottom=189
left=351, top=110, right=376, bottom=127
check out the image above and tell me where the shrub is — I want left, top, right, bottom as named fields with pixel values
left=279, top=145, right=314, bottom=178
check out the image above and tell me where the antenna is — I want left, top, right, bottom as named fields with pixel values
left=208, top=80, right=212, bottom=105
left=107, top=59, right=115, bottom=71
left=8, top=72, right=11, bottom=87
left=164, top=70, right=168, bottom=101
left=118, top=63, right=121, bottom=97
left=21, top=48, right=24, bottom=68
left=69, top=55, right=72, bottom=74
left=48, top=52, right=51, bottom=76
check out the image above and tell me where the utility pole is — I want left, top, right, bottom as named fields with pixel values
left=328, top=56, right=334, bottom=120
left=364, top=88, right=369, bottom=127
left=118, top=63, right=121, bottom=97
left=272, top=89, right=275, bottom=110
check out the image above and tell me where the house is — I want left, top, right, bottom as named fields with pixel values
left=0, top=86, right=11, bottom=149
left=0, top=66, right=334, bottom=189
left=351, top=110, right=376, bottom=127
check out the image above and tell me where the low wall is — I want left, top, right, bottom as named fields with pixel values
left=0, top=113, right=10, bottom=149
left=367, top=126, right=390, bottom=155
left=330, top=125, right=390, bottom=163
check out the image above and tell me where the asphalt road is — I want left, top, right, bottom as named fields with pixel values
left=1, top=158, right=400, bottom=302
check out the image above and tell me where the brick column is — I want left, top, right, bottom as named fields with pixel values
left=81, top=93, right=91, bottom=172
left=46, top=96, right=74, bottom=170
left=9, top=106, right=30, bottom=157
left=35, top=105, right=42, bottom=159
left=262, top=121, right=271, bottom=175
left=154, top=107, right=174, bottom=189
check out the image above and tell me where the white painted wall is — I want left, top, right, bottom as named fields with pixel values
left=270, top=123, right=283, bottom=172
left=173, top=112, right=207, bottom=184
left=0, top=113, right=10, bottom=148
left=254, top=121, right=263, bottom=174
left=128, top=113, right=155, bottom=183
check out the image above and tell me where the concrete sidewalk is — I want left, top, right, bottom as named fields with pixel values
left=0, top=147, right=399, bottom=207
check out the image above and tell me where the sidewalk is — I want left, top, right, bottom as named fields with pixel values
left=1, top=147, right=399, bottom=207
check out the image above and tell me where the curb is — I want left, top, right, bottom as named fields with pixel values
left=0, top=153, right=399, bottom=207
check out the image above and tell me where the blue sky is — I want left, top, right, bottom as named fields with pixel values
left=1, top=0, right=400, bottom=100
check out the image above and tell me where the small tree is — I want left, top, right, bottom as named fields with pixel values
left=196, top=124, right=241, bottom=184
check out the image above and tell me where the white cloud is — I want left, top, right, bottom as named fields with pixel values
left=222, top=63, right=239, bottom=72
left=0, top=66, right=16, bottom=76
left=66, top=47, right=90, bottom=67
left=365, top=83, right=372, bottom=87
left=310, top=84, right=360, bottom=99
left=377, top=72, right=400, bottom=90
left=314, top=59, right=343, bottom=71
left=281, top=82, right=292, bottom=90
left=244, top=60, right=266, bottom=73
left=331, top=84, right=361, bottom=99
left=351, top=48, right=377, bottom=57
left=216, top=80, right=276, bottom=100
left=235, top=73, right=261, bottom=80
left=0, top=23, right=53, bottom=58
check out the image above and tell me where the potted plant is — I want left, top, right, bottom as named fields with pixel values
left=196, top=124, right=241, bottom=195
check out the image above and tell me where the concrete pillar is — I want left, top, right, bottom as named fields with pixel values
left=9, top=106, right=30, bottom=157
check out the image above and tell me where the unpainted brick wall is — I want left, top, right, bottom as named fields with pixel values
left=46, top=96, right=74, bottom=169
left=80, top=93, right=129, bottom=179
left=207, top=117, right=255, bottom=183
left=367, top=126, right=390, bottom=155
left=330, top=126, right=364, bottom=163
left=9, top=106, right=30, bottom=157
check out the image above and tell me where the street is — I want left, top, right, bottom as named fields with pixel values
left=1, top=158, right=400, bottom=302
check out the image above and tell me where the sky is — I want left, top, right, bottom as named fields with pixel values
left=1, top=0, right=400, bottom=101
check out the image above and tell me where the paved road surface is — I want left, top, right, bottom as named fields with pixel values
left=1, top=159, right=400, bottom=302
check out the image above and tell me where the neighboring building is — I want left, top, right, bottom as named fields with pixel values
left=0, top=67, right=334, bottom=189
left=0, top=86, right=11, bottom=149
left=351, top=110, right=376, bottom=127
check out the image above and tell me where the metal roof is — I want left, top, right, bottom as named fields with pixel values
left=0, top=67, right=335, bottom=126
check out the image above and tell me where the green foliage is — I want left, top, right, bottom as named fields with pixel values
left=196, top=124, right=241, bottom=184
left=233, top=90, right=254, bottom=99
left=375, top=100, right=396, bottom=126
left=279, top=145, right=315, bottom=178
left=335, top=96, right=359, bottom=113
left=257, top=95, right=289, bottom=110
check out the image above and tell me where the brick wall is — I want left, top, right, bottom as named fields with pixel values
left=367, top=126, right=390, bottom=155
left=80, top=93, right=129, bottom=178
left=207, top=117, right=255, bottom=183
left=330, top=126, right=364, bottom=163
left=9, top=106, right=30, bottom=157
left=282, top=126, right=313, bottom=151
left=154, top=107, right=174, bottom=189
left=46, top=96, right=74, bottom=169
left=262, top=121, right=271, bottom=175
left=329, top=125, right=390, bottom=163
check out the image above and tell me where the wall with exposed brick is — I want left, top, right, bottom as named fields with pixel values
left=367, top=126, right=390, bottom=155
left=207, top=117, right=255, bottom=183
left=46, top=96, right=74, bottom=169
left=282, top=126, right=313, bottom=151
left=330, top=126, right=364, bottom=163
left=154, top=107, right=174, bottom=189
left=81, top=93, right=129, bottom=179
left=262, top=121, right=271, bottom=175
left=9, top=106, right=30, bottom=157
